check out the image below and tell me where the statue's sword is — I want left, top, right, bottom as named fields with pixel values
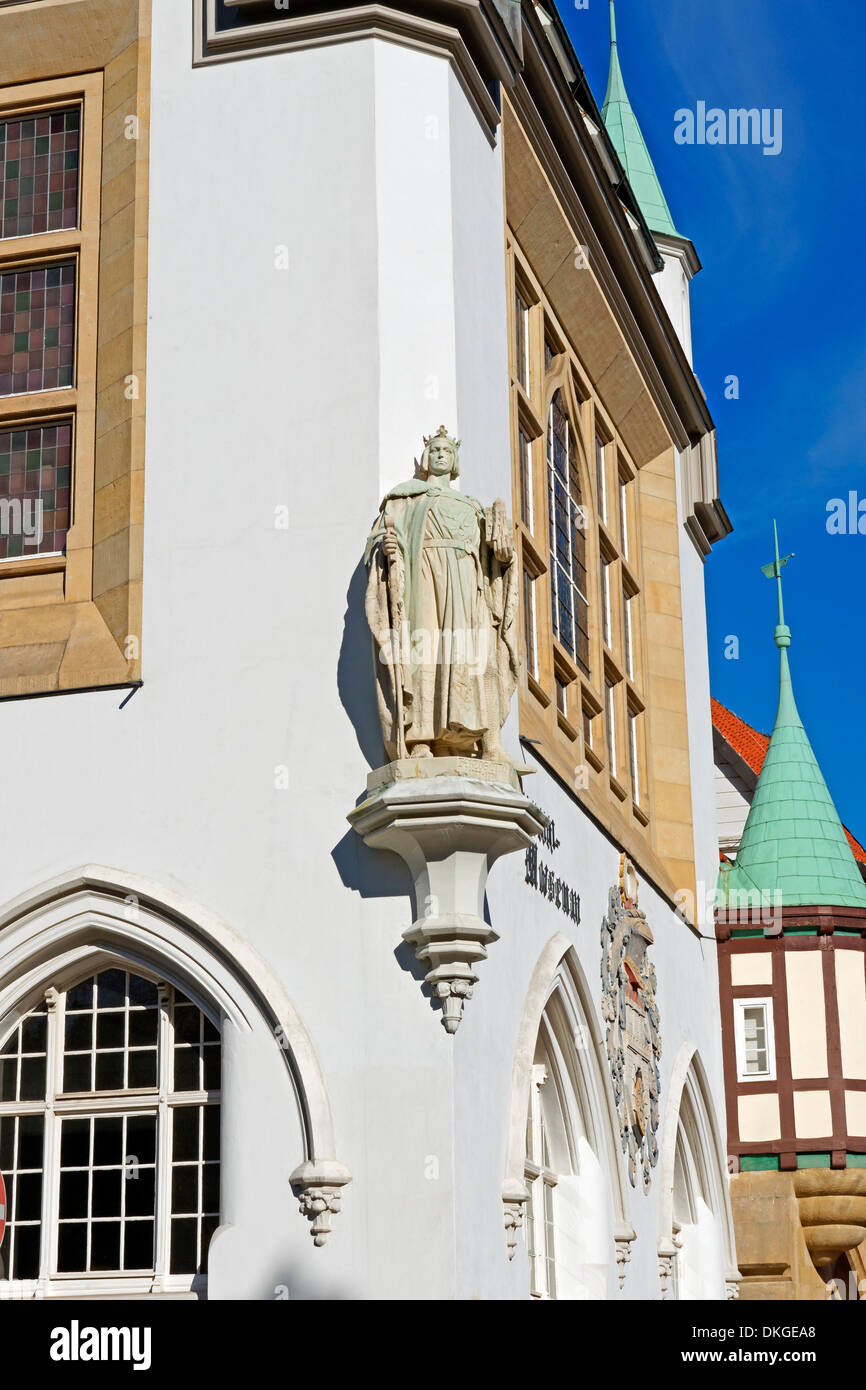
left=384, top=515, right=408, bottom=760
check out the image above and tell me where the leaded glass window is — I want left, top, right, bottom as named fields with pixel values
left=0, top=420, right=72, bottom=559
left=0, top=108, right=80, bottom=240
left=547, top=391, right=589, bottom=674
left=0, top=262, right=76, bottom=397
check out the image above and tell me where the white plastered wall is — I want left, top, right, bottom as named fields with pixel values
left=0, top=0, right=734, bottom=1300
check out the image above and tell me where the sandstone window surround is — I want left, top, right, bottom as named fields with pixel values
left=0, top=74, right=100, bottom=625
left=507, top=238, right=649, bottom=836
left=0, top=0, right=150, bottom=701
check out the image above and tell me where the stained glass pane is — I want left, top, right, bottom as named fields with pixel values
left=0, top=420, right=72, bottom=559
left=0, top=262, right=76, bottom=397
left=0, top=108, right=80, bottom=240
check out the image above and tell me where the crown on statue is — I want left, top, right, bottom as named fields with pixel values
left=423, top=424, right=461, bottom=451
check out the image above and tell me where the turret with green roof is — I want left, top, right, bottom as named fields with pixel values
left=601, top=0, right=679, bottom=238
left=718, top=524, right=866, bottom=911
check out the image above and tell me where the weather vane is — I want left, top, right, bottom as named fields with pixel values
left=760, top=519, right=795, bottom=646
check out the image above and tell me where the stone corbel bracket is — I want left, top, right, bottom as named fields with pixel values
left=657, top=1233, right=681, bottom=1300
left=502, top=1178, right=530, bottom=1259
left=290, top=1160, right=353, bottom=1246
left=615, top=1222, right=637, bottom=1290
left=349, top=762, right=548, bottom=1033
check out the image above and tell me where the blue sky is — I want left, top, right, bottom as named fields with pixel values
left=561, top=0, right=866, bottom=836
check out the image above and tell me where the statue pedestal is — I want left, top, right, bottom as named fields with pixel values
left=348, top=758, right=547, bottom=1033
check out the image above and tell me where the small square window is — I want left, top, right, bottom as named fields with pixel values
left=734, top=997, right=776, bottom=1081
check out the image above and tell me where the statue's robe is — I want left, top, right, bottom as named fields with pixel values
left=364, top=479, right=518, bottom=760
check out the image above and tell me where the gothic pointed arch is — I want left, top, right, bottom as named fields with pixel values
left=503, top=933, right=635, bottom=1295
left=0, top=865, right=351, bottom=1287
left=657, top=1043, right=740, bottom=1300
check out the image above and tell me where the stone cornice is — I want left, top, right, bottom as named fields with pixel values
left=654, top=231, right=702, bottom=282
left=198, top=0, right=515, bottom=136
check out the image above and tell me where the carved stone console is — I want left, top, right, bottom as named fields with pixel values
left=348, top=757, right=547, bottom=1033
left=289, top=1159, right=353, bottom=1246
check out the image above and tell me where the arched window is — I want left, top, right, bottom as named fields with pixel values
left=547, top=389, right=589, bottom=676
left=669, top=1090, right=722, bottom=1300
left=0, top=965, right=220, bottom=1296
left=522, top=973, right=614, bottom=1300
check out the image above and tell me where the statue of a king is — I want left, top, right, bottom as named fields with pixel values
left=364, top=426, right=519, bottom=764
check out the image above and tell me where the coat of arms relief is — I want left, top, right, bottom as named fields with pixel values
left=601, top=855, right=662, bottom=1191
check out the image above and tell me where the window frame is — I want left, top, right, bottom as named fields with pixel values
left=733, top=996, right=776, bottom=1083
left=506, top=239, right=653, bottom=834
left=594, top=425, right=610, bottom=527
left=0, top=70, right=102, bottom=603
left=525, top=1062, right=558, bottom=1300
left=604, top=675, right=618, bottom=780
left=522, top=561, right=540, bottom=685
left=546, top=387, right=590, bottom=677
left=0, top=961, right=221, bottom=1300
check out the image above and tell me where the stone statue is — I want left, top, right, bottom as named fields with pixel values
left=364, top=426, right=518, bottom=765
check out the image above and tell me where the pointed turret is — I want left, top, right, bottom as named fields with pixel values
left=720, top=524, right=866, bottom=910
left=602, top=0, right=678, bottom=237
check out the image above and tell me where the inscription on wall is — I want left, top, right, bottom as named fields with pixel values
left=524, top=819, right=581, bottom=924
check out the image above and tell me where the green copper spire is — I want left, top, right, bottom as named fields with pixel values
left=719, top=523, right=866, bottom=910
left=602, top=1, right=679, bottom=238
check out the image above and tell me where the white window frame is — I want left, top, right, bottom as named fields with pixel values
left=0, top=966, right=220, bottom=1300
left=623, top=589, right=635, bottom=679
left=733, top=996, right=776, bottom=1083
left=619, top=475, right=630, bottom=560
left=523, top=566, right=538, bottom=682
left=525, top=1063, right=557, bottom=1300
left=605, top=678, right=617, bottom=778
left=518, top=427, right=534, bottom=530
left=600, top=554, right=612, bottom=648
left=515, top=288, right=531, bottom=395
left=628, top=706, right=641, bottom=807
left=595, top=432, right=608, bottom=523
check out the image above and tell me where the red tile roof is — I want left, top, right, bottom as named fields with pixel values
left=710, top=697, right=769, bottom=777
left=711, top=697, right=866, bottom=866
